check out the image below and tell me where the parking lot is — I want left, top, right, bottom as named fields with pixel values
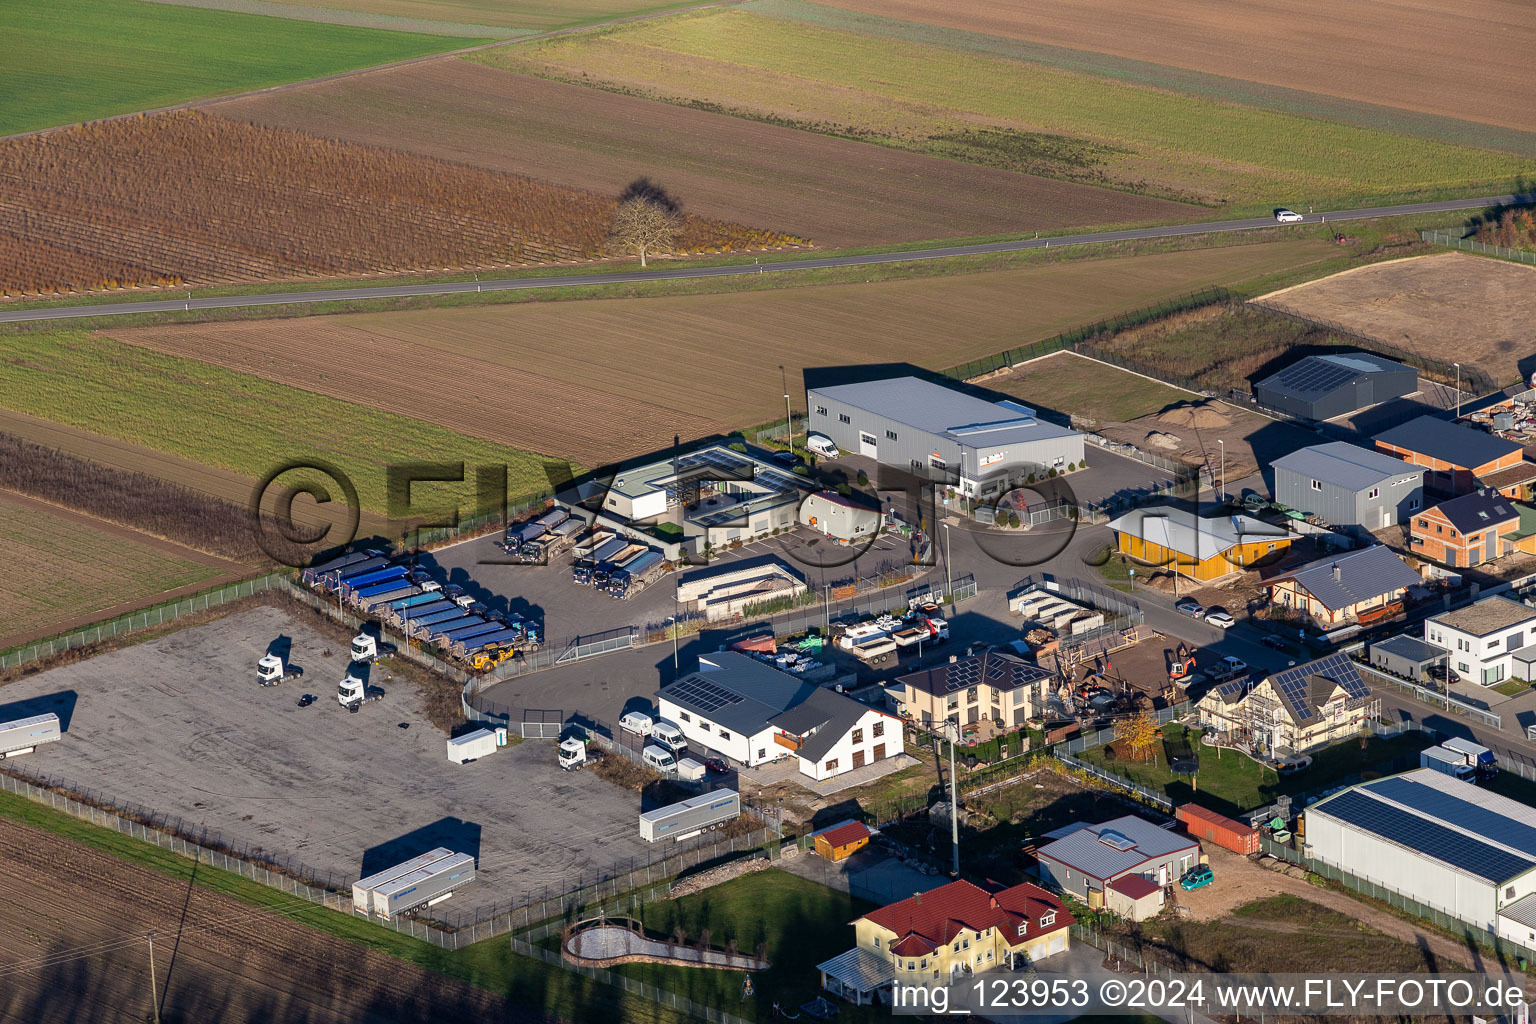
left=0, top=605, right=689, bottom=918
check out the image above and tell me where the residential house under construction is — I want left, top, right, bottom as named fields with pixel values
left=1196, top=653, right=1379, bottom=757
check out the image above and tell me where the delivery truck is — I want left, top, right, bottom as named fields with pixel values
left=639, top=790, right=741, bottom=843
left=607, top=550, right=665, bottom=599
left=371, top=852, right=476, bottom=918
left=0, top=713, right=62, bottom=758
left=447, top=727, right=506, bottom=763
left=1420, top=745, right=1476, bottom=781
left=1439, top=737, right=1495, bottom=778
left=352, top=848, right=455, bottom=916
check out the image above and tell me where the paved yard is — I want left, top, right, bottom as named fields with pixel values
left=0, top=605, right=699, bottom=919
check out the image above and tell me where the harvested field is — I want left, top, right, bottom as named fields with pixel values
left=0, top=110, right=802, bottom=296
left=106, top=240, right=1333, bottom=467
left=483, top=8, right=1532, bottom=207
left=0, top=331, right=562, bottom=518
left=2, top=0, right=476, bottom=136
left=1096, top=399, right=1320, bottom=486
left=987, top=351, right=1195, bottom=429
left=268, top=0, right=702, bottom=30
left=0, top=813, right=549, bottom=1024
left=210, top=59, right=1192, bottom=247
left=1255, top=252, right=1536, bottom=388
left=0, top=490, right=235, bottom=650
left=812, top=0, right=1536, bottom=134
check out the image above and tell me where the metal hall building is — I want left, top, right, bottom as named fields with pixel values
left=1254, top=352, right=1416, bottom=421
left=806, top=376, right=1083, bottom=496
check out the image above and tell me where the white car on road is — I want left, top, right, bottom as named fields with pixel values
left=1204, top=609, right=1235, bottom=629
left=1275, top=209, right=1304, bottom=223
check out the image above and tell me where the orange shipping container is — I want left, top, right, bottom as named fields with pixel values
left=1176, top=803, right=1259, bottom=855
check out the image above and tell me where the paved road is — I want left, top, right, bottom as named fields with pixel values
left=6, top=193, right=1531, bottom=324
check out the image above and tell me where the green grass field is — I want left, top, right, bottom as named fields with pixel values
left=273, top=0, right=706, bottom=31
left=479, top=8, right=1534, bottom=208
left=0, top=331, right=562, bottom=516
left=2, top=0, right=481, bottom=135
left=0, top=498, right=223, bottom=642
left=1081, top=725, right=1433, bottom=818
left=993, top=351, right=1195, bottom=426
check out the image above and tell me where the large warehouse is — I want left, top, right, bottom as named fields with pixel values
left=1254, top=352, right=1416, bottom=421
left=806, top=376, right=1083, bottom=496
left=1304, top=768, right=1536, bottom=941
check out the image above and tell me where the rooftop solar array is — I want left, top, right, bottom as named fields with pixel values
left=1367, top=777, right=1536, bottom=855
left=1268, top=653, right=1366, bottom=720
left=1271, top=358, right=1361, bottom=398
left=1318, top=790, right=1535, bottom=883
left=664, top=675, right=744, bottom=714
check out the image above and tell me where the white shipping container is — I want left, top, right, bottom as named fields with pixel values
left=0, top=713, right=61, bottom=757
left=446, top=728, right=501, bottom=764
left=372, top=852, right=476, bottom=918
left=676, top=757, right=707, bottom=782
left=352, top=847, right=455, bottom=916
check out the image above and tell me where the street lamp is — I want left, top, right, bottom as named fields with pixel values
left=943, top=523, right=953, bottom=602
left=666, top=615, right=679, bottom=677
left=1217, top=439, right=1225, bottom=505
left=943, top=718, right=961, bottom=878
left=784, top=392, right=794, bottom=452
left=1454, top=362, right=1462, bottom=419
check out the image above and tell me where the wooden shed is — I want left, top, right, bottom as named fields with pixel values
left=1176, top=802, right=1259, bottom=855
left=812, top=821, right=871, bottom=862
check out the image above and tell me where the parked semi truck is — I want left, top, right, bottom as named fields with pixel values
left=317, top=556, right=389, bottom=591
left=390, top=598, right=456, bottom=629
left=435, top=620, right=504, bottom=646
left=353, top=849, right=455, bottom=916
left=372, top=852, right=476, bottom=918
left=1439, top=736, right=1495, bottom=778
left=453, top=627, right=523, bottom=659
left=355, top=583, right=420, bottom=611
left=639, top=790, right=741, bottom=843
left=303, top=550, right=380, bottom=587
left=339, top=564, right=408, bottom=592
left=608, top=550, right=665, bottom=599
left=256, top=654, right=303, bottom=686
left=574, top=537, right=628, bottom=585
left=0, top=713, right=62, bottom=758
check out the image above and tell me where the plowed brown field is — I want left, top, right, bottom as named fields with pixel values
left=817, top=0, right=1536, bottom=133
left=104, top=239, right=1332, bottom=466
left=0, top=815, right=542, bottom=1024
left=210, top=60, right=1192, bottom=247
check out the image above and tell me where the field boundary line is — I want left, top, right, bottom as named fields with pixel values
left=1246, top=253, right=1434, bottom=304
left=1052, top=348, right=1208, bottom=398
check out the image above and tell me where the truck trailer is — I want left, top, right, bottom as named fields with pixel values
left=534, top=508, right=571, bottom=530
left=372, top=852, right=476, bottom=918
left=352, top=848, right=456, bottom=917
left=318, top=556, right=389, bottom=590
left=435, top=619, right=503, bottom=644
left=385, top=591, right=442, bottom=614
left=356, top=583, right=420, bottom=611
left=341, top=565, right=409, bottom=592
left=608, top=550, right=665, bottom=599
left=303, top=550, right=375, bottom=587
left=639, top=790, right=741, bottom=843
left=454, top=627, right=524, bottom=658
left=1420, top=745, right=1476, bottom=781
left=0, top=713, right=62, bottom=758
left=1439, top=736, right=1495, bottom=777
left=390, top=598, right=456, bottom=626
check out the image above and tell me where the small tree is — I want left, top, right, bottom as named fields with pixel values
left=1007, top=511, right=1021, bottom=529
left=856, top=470, right=870, bottom=487
left=611, top=180, right=681, bottom=267
left=1119, top=712, right=1158, bottom=762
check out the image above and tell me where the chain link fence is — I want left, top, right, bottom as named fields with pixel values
left=1421, top=228, right=1536, bottom=267
left=1, top=573, right=285, bottom=670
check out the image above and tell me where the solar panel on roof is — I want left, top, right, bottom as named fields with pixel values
left=1367, top=778, right=1536, bottom=855
left=1272, top=358, right=1359, bottom=397
left=668, top=676, right=744, bottom=714
left=1268, top=653, right=1363, bottom=716
left=1319, top=790, right=1534, bottom=882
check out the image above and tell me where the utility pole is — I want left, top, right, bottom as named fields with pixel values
left=1454, top=362, right=1462, bottom=419
left=943, top=523, right=953, bottom=602
left=946, top=719, right=960, bottom=878
left=147, top=932, right=161, bottom=1024
left=667, top=614, right=679, bottom=678
left=1218, top=439, right=1225, bottom=505
left=823, top=584, right=830, bottom=632
left=784, top=392, right=793, bottom=452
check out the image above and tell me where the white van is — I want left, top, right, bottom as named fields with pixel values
left=806, top=433, right=839, bottom=459
left=619, top=710, right=654, bottom=737
left=650, top=720, right=688, bottom=755
left=642, top=744, right=678, bottom=773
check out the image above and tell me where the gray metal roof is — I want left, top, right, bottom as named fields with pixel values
left=658, top=652, right=816, bottom=736
left=1371, top=633, right=1441, bottom=665
left=1270, top=544, right=1421, bottom=612
left=1501, top=892, right=1536, bottom=930
left=769, top=686, right=880, bottom=763
left=810, top=377, right=1078, bottom=450
left=897, top=650, right=1052, bottom=698
left=1431, top=490, right=1519, bottom=535
left=1105, top=505, right=1290, bottom=561
left=1257, top=352, right=1412, bottom=401
left=1376, top=416, right=1522, bottom=470
left=1272, top=441, right=1421, bottom=492
left=1037, top=814, right=1196, bottom=881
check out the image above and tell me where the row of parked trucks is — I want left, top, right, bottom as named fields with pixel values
left=501, top=507, right=585, bottom=564
left=570, top=531, right=666, bottom=599
left=303, top=549, right=541, bottom=671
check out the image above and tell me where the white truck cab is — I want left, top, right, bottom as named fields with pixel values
left=558, top=737, right=588, bottom=771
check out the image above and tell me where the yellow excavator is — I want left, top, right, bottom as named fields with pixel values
left=471, top=644, right=517, bottom=672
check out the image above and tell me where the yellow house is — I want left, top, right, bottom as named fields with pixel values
left=1106, top=506, right=1293, bottom=582
left=816, top=879, right=1073, bottom=1005
left=1197, top=654, right=1381, bottom=757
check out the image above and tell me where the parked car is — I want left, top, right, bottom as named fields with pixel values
left=1175, top=598, right=1204, bottom=617
left=1210, top=655, right=1248, bottom=682
left=1204, top=609, right=1235, bottom=629
left=295, top=693, right=318, bottom=708
left=1180, top=864, right=1214, bottom=891
left=1275, top=755, right=1313, bottom=775
left=770, top=450, right=802, bottom=468
left=1274, top=209, right=1304, bottom=223
left=703, top=756, right=729, bottom=774
left=1260, top=635, right=1289, bottom=651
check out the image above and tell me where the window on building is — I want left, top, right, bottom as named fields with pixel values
left=719, top=729, right=731, bottom=741
left=986, top=951, right=994, bottom=962
left=874, top=936, right=881, bottom=948
left=962, top=938, right=970, bottom=950
left=966, top=686, right=978, bottom=704
left=1017, top=923, right=1027, bottom=937
left=1410, top=498, right=1420, bottom=509
left=757, top=748, right=765, bottom=759
left=1367, top=487, right=1380, bottom=499
left=931, top=456, right=947, bottom=471
left=852, top=728, right=864, bottom=744
left=886, top=430, right=898, bottom=441
left=873, top=720, right=884, bottom=738
left=698, top=723, right=711, bottom=733
left=991, top=689, right=1001, bottom=705
left=825, top=758, right=838, bottom=772
left=1311, top=479, right=1322, bottom=491
left=816, top=405, right=828, bottom=416
left=953, top=941, right=960, bottom=953
left=839, top=414, right=851, bottom=424
left=908, top=961, right=916, bottom=971
left=947, top=696, right=959, bottom=711
left=1417, top=519, right=1429, bottom=529
left=1014, top=690, right=1025, bottom=706
left=678, top=712, right=691, bottom=722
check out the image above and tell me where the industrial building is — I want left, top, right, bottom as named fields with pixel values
left=806, top=376, right=1083, bottom=497
left=1424, top=595, right=1536, bottom=687
left=1036, top=815, right=1199, bottom=903
left=1265, top=544, right=1422, bottom=627
left=799, top=490, right=882, bottom=542
left=1271, top=441, right=1424, bottom=534
left=817, top=879, right=1072, bottom=1004
left=675, top=556, right=809, bottom=622
left=1197, top=653, right=1378, bottom=756
left=1375, top=416, right=1525, bottom=495
left=1254, top=352, right=1417, bottom=420
left=887, top=649, right=1052, bottom=728
left=1304, top=769, right=1536, bottom=945
left=656, top=652, right=898, bottom=779
left=1105, top=505, right=1293, bottom=582
left=563, top=443, right=817, bottom=555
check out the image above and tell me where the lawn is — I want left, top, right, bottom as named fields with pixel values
left=1, top=0, right=480, bottom=135
left=1491, top=679, right=1533, bottom=697
left=1080, top=724, right=1434, bottom=818
left=0, top=496, right=225, bottom=644
left=0, top=787, right=693, bottom=1024
left=992, top=351, right=1194, bottom=428
left=0, top=331, right=563, bottom=517
left=480, top=8, right=1535, bottom=208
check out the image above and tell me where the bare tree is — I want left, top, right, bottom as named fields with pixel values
left=611, top=180, right=681, bottom=267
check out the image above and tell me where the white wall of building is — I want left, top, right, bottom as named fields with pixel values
left=797, top=708, right=899, bottom=781
left=656, top=698, right=780, bottom=766
left=1425, top=615, right=1536, bottom=686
